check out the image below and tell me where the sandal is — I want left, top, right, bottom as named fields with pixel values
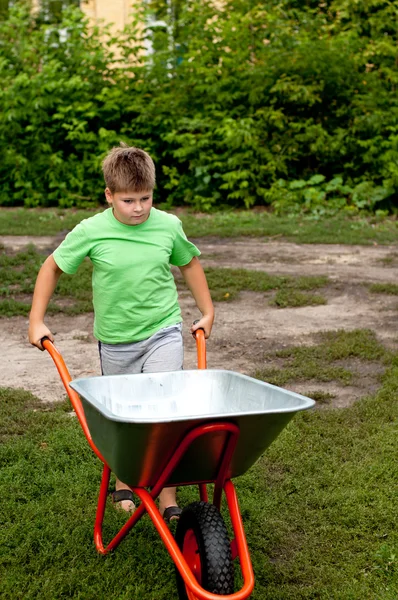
left=111, top=489, right=136, bottom=513
left=163, top=506, right=182, bottom=523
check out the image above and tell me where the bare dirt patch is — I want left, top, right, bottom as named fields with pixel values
left=1, top=236, right=397, bottom=406
left=197, top=238, right=398, bottom=283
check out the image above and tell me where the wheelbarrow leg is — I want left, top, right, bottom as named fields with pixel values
left=94, top=464, right=111, bottom=552
left=93, top=465, right=151, bottom=555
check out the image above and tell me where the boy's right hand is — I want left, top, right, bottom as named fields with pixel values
left=28, top=322, right=54, bottom=351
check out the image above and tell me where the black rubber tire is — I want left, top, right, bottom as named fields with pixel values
left=175, top=501, right=234, bottom=598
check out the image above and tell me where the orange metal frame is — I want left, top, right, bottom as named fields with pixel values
left=42, top=331, right=255, bottom=600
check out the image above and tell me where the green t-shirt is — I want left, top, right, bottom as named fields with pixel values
left=52, top=207, right=200, bottom=343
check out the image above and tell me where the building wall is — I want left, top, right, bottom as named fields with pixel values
left=30, top=1, right=141, bottom=33
left=81, top=0, right=140, bottom=35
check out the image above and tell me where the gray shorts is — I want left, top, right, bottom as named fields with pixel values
left=98, top=323, right=183, bottom=376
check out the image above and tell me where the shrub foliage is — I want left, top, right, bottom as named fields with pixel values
left=0, top=0, right=397, bottom=212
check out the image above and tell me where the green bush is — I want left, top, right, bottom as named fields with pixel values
left=267, top=175, right=394, bottom=216
left=0, top=3, right=143, bottom=207
left=0, top=1, right=397, bottom=212
left=153, top=0, right=398, bottom=211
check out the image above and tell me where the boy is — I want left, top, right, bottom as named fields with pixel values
left=29, top=144, right=214, bottom=520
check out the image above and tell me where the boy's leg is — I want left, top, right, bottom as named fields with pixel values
left=98, top=325, right=184, bottom=516
left=142, top=324, right=183, bottom=373
left=99, top=341, right=145, bottom=512
left=98, top=340, right=145, bottom=376
left=141, top=324, right=184, bottom=520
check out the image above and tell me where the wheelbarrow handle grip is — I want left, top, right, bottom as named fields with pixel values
left=40, top=335, right=52, bottom=348
left=192, top=320, right=206, bottom=369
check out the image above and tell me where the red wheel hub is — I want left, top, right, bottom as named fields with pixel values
left=183, top=528, right=202, bottom=589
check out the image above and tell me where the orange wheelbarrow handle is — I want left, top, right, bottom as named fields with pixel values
left=192, top=321, right=207, bottom=369
left=41, top=336, right=106, bottom=464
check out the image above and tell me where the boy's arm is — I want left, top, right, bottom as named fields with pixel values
left=29, top=255, right=63, bottom=350
left=178, top=257, right=214, bottom=339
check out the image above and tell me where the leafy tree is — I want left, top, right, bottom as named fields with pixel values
left=0, top=0, right=397, bottom=212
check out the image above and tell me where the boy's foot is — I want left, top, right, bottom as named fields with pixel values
left=162, top=505, right=182, bottom=523
left=111, top=489, right=136, bottom=513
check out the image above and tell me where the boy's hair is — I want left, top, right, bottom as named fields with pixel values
left=102, top=143, right=156, bottom=193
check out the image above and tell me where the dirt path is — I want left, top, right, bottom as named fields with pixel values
left=5, top=235, right=398, bottom=282
left=1, top=236, right=397, bottom=406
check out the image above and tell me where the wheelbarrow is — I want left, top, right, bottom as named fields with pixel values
left=42, top=331, right=314, bottom=599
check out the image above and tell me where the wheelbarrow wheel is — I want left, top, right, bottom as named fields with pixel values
left=175, top=501, right=234, bottom=599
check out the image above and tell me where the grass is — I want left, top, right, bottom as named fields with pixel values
left=182, top=211, right=398, bottom=245
left=369, top=283, right=398, bottom=295
left=0, top=245, right=93, bottom=317
left=269, top=289, right=326, bottom=308
left=1, top=336, right=398, bottom=599
left=2, top=201, right=397, bottom=598
left=203, top=267, right=328, bottom=306
left=0, top=208, right=101, bottom=236
left=1, top=207, right=398, bottom=244
left=255, top=329, right=386, bottom=388
left=1, top=247, right=328, bottom=316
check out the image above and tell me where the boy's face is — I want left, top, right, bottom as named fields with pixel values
left=105, top=189, right=153, bottom=226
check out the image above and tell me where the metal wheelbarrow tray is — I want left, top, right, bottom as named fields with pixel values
left=43, top=333, right=314, bottom=600
left=70, top=369, right=313, bottom=488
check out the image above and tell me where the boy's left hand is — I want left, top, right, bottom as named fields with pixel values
left=191, top=313, right=214, bottom=339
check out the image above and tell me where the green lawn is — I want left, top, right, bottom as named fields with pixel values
left=1, top=333, right=397, bottom=599
left=1, top=207, right=398, bottom=244
left=255, top=329, right=386, bottom=389
left=1, top=206, right=397, bottom=598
